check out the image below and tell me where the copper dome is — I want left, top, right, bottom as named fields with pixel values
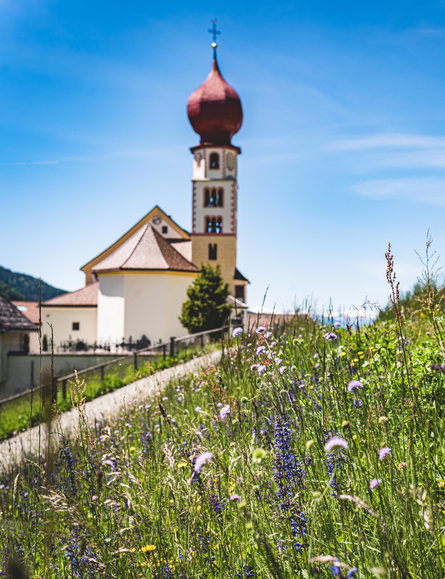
left=187, top=55, right=243, bottom=146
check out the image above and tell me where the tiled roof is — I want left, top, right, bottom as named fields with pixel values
left=11, top=301, right=40, bottom=324
left=92, top=224, right=198, bottom=274
left=43, top=282, right=99, bottom=307
left=0, top=294, right=38, bottom=332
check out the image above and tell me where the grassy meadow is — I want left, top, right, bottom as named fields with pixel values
left=1, top=278, right=445, bottom=576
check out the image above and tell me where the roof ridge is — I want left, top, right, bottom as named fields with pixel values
left=151, top=227, right=197, bottom=269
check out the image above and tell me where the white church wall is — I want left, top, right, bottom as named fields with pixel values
left=41, top=307, right=97, bottom=348
left=97, top=275, right=125, bottom=345
left=149, top=214, right=184, bottom=240
left=123, top=272, right=196, bottom=344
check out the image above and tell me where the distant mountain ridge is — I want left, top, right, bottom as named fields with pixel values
left=0, top=266, right=66, bottom=302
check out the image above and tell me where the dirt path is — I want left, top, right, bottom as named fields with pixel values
left=0, top=349, right=222, bottom=472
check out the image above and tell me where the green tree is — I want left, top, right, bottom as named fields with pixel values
left=179, top=264, right=231, bottom=333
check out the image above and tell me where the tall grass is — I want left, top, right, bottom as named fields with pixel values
left=0, top=298, right=445, bottom=576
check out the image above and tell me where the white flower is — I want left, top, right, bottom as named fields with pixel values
left=220, top=405, right=230, bottom=420
left=324, top=436, right=348, bottom=452
left=194, top=451, right=213, bottom=473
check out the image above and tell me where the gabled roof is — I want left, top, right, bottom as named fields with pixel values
left=81, top=206, right=190, bottom=277
left=234, top=267, right=249, bottom=283
left=0, top=294, right=38, bottom=333
left=42, top=282, right=99, bottom=307
left=92, top=224, right=198, bottom=274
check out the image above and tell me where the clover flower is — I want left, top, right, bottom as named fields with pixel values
left=347, top=380, right=363, bottom=391
left=370, top=478, right=381, bottom=491
left=324, top=437, right=348, bottom=452
left=379, top=446, right=391, bottom=461
left=194, top=451, right=213, bottom=473
left=232, top=327, right=243, bottom=338
left=220, top=405, right=230, bottom=421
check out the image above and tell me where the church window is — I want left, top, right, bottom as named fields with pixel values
left=227, top=153, right=234, bottom=171
left=235, top=285, right=245, bottom=301
left=206, top=217, right=222, bottom=233
left=204, top=187, right=223, bottom=207
left=208, top=243, right=217, bottom=260
left=210, top=153, right=220, bottom=169
left=162, top=226, right=168, bottom=234
left=72, top=322, right=80, bottom=331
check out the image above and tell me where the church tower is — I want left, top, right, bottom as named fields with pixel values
left=187, top=32, right=247, bottom=301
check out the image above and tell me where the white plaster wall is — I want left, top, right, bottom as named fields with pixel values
left=192, top=148, right=238, bottom=181
left=41, top=307, right=97, bottom=348
left=149, top=214, right=184, bottom=239
left=124, top=273, right=196, bottom=344
left=97, top=275, right=125, bottom=344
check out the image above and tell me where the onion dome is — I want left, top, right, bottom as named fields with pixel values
left=187, top=53, right=243, bottom=146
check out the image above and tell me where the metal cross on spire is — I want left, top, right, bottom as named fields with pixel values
left=208, top=19, right=221, bottom=56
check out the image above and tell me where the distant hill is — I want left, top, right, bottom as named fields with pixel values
left=0, top=266, right=66, bottom=302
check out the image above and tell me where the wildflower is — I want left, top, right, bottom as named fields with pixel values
left=264, top=331, right=272, bottom=339
left=220, top=405, right=230, bottom=421
left=256, top=326, right=266, bottom=333
left=232, top=327, right=243, bottom=338
left=279, top=366, right=287, bottom=374
left=256, top=345, right=266, bottom=355
left=347, top=380, right=363, bottom=391
left=398, top=462, right=406, bottom=470
left=348, top=569, right=358, bottom=578
left=257, top=365, right=266, bottom=376
left=194, top=451, right=213, bottom=473
left=379, top=446, right=391, bottom=461
left=324, top=437, right=348, bottom=452
left=252, top=448, right=267, bottom=463
left=230, top=494, right=242, bottom=501
left=250, top=364, right=258, bottom=372
left=370, top=478, right=381, bottom=491
left=378, top=416, right=388, bottom=424
left=324, top=332, right=337, bottom=341
left=306, top=440, right=314, bottom=450
left=141, top=544, right=156, bottom=553
left=195, top=407, right=202, bottom=412
left=330, top=558, right=340, bottom=575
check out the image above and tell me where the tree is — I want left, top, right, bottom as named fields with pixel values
left=179, top=264, right=231, bottom=333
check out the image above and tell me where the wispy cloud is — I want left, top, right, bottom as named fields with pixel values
left=328, top=133, right=445, bottom=151
left=353, top=177, right=445, bottom=205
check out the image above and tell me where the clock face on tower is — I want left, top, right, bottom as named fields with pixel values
left=152, top=216, right=162, bottom=225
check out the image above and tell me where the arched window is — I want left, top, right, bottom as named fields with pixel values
left=208, top=243, right=217, bottom=260
left=210, top=153, right=219, bottom=169
left=204, top=187, right=223, bottom=207
left=206, top=217, right=222, bottom=233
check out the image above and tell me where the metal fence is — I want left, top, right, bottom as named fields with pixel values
left=0, top=326, right=228, bottom=409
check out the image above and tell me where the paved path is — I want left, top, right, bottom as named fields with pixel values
left=0, top=349, right=222, bottom=472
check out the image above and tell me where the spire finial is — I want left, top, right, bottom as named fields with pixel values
left=208, top=19, right=221, bottom=58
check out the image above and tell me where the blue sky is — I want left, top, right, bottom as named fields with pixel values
left=2, top=0, right=445, bottom=315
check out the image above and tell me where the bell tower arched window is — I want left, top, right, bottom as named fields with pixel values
left=206, top=217, right=222, bottom=233
left=204, top=187, right=223, bottom=207
left=209, top=153, right=220, bottom=169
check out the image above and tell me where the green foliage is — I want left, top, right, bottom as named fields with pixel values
left=0, top=265, right=65, bottom=302
left=179, top=264, right=231, bottom=333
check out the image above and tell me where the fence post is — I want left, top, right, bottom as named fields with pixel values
left=62, top=379, right=67, bottom=400
left=52, top=376, right=58, bottom=405
left=170, top=337, right=175, bottom=357
left=134, top=352, right=138, bottom=371
left=200, top=333, right=204, bottom=348
left=30, top=360, right=34, bottom=390
left=100, top=365, right=105, bottom=383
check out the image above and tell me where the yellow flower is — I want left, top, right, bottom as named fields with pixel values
left=177, top=461, right=188, bottom=468
left=141, top=544, right=156, bottom=553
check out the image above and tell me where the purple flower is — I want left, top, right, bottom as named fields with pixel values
left=369, top=478, right=381, bottom=491
left=324, top=332, right=337, bottom=341
left=279, top=366, right=287, bottom=375
left=220, top=405, right=230, bottom=420
left=195, top=406, right=202, bottom=412
left=264, top=331, right=272, bottom=339
left=232, top=327, right=243, bottom=338
left=330, top=559, right=340, bottom=575
left=325, top=436, right=348, bottom=452
left=250, top=364, right=258, bottom=372
left=230, top=494, right=242, bottom=501
left=256, top=345, right=266, bottom=355
left=194, top=451, right=213, bottom=473
left=379, top=446, right=391, bottom=461
left=348, top=380, right=363, bottom=391
left=347, top=569, right=358, bottom=578
left=257, top=365, right=266, bottom=376
left=256, top=326, right=266, bottom=333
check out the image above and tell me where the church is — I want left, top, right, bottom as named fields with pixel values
left=37, top=40, right=249, bottom=350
